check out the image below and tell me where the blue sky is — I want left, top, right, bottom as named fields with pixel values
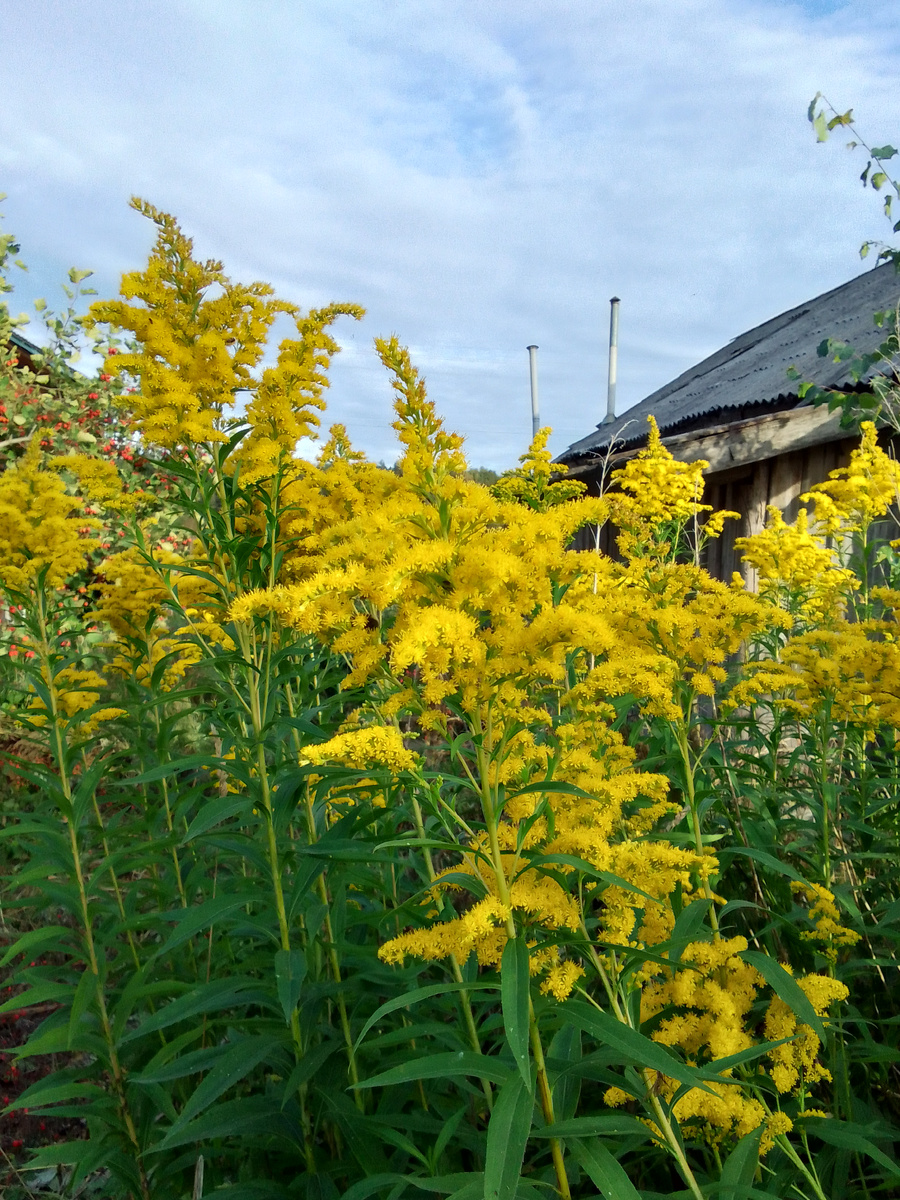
left=3, top=0, right=900, bottom=468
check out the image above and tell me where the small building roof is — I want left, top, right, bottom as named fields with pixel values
left=9, top=330, right=43, bottom=358
left=558, top=261, right=900, bottom=467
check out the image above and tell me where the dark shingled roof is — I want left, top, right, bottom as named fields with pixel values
left=557, top=260, right=900, bottom=465
left=9, top=330, right=42, bottom=357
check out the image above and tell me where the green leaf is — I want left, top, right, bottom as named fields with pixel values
left=484, top=1075, right=533, bottom=1200
left=719, top=846, right=807, bottom=886
left=371, top=1124, right=430, bottom=1169
left=718, top=1125, right=763, bottom=1200
left=133, top=1041, right=238, bottom=1084
left=353, top=982, right=499, bottom=1054
left=872, top=145, right=898, bottom=160
left=739, top=952, right=825, bottom=1040
left=505, top=779, right=596, bottom=803
left=6, top=1079, right=107, bottom=1112
left=570, top=1138, right=643, bottom=1199
left=803, top=1118, right=900, bottom=1177
left=182, top=794, right=253, bottom=842
left=704, top=1036, right=796, bottom=1079
left=158, top=1037, right=277, bottom=1146
left=872, top=172, right=889, bottom=191
left=146, top=1096, right=286, bottom=1153
left=405, top=1174, right=484, bottom=1195
left=501, top=936, right=532, bottom=1090
left=18, top=1140, right=99, bottom=1170
left=560, top=1002, right=714, bottom=1095
left=670, top=899, right=710, bottom=947
left=325, top=1091, right=390, bottom=1174
left=548, top=1023, right=582, bottom=1121
left=355, top=1052, right=511, bottom=1090
left=814, top=110, right=828, bottom=142
left=532, top=1114, right=649, bottom=1140
left=340, top=1175, right=410, bottom=1200
left=121, top=978, right=265, bottom=1042
left=151, top=894, right=252, bottom=959
left=274, top=947, right=307, bottom=1024
left=122, top=753, right=226, bottom=786
left=0, top=925, right=73, bottom=968
left=433, top=1105, right=468, bottom=1165
left=68, top=967, right=98, bottom=1050
left=527, top=854, right=661, bottom=905
left=0, top=982, right=73, bottom=1015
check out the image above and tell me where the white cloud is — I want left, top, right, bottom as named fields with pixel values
left=3, top=0, right=900, bottom=466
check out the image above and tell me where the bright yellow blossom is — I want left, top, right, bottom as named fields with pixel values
left=802, top=421, right=900, bottom=536
left=791, top=881, right=860, bottom=961
left=305, top=726, right=419, bottom=773
left=0, top=439, right=98, bottom=595
left=764, top=974, right=848, bottom=1093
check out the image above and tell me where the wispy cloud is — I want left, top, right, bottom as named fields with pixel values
left=3, top=0, right=900, bottom=466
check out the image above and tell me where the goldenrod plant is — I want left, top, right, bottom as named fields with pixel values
left=1, top=201, right=899, bottom=1200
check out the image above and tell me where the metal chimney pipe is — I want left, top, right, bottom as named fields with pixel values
left=527, top=344, right=540, bottom=439
left=604, top=296, right=620, bottom=425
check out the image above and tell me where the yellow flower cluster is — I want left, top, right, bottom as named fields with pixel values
left=233, top=303, right=364, bottom=483
left=491, top=427, right=586, bottom=511
left=736, top=506, right=855, bottom=622
left=610, top=937, right=775, bottom=1147
left=734, top=622, right=900, bottom=729
left=612, top=417, right=708, bottom=526
left=604, top=937, right=847, bottom=1151
left=50, top=453, right=144, bottom=514
left=802, top=421, right=900, bottom=536
left=0, top=440, right=98, bottom=595
left=304, top=726, right=420, bottom=773
left=223, top=344, right=777, bottom=1003
left=91, top=201, right=294, bottom=451
left=791, top=881, right=860, bottom=961
left=92, top=545, right=230, bottom=688
left=27, top=666, right=126, bottom=737
left=764, top=973, right=848, bottom=1093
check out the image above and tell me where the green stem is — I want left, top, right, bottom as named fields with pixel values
left=409, top=791, right=493, bottom=1113
left=36, top=591, right=151, bottom=1200
left=578, top=935, right=706, bottom=1200
left=674, top=717, right=719, bottom=935
left=473, top=715, right=569, bottom=1199
left=775, top=1131, right=829, bottom=1200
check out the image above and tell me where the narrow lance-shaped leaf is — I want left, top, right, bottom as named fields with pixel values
left=354, top=1052, right=511, bottom=1090
left=274, top=948, right=307, bottom=1025
left=570, top=1138, right=644, bottom=1200
left=739, top=951, right=825, bottom=1041
left=484, top=1075, right=533, bottom=1200
left=717, top=1124, right=764, bottom=1200
left=353, top=981, right=499, bottom=1054
left=560, top=1002, right=716, bottom=1095
left=158, top=1036, right=278, bottom=1146
left=501, top=936, right=532, bottom=1090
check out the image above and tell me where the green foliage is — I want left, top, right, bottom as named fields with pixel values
left=801, top=97, right=900, bottom=434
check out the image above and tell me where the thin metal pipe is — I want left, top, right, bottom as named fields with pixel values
left=527, top=344, right=540, bottom=439
left=604, top=297, right=620, bottom=425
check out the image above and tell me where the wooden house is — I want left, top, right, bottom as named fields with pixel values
left=555, top=263, right=900, bottom=585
